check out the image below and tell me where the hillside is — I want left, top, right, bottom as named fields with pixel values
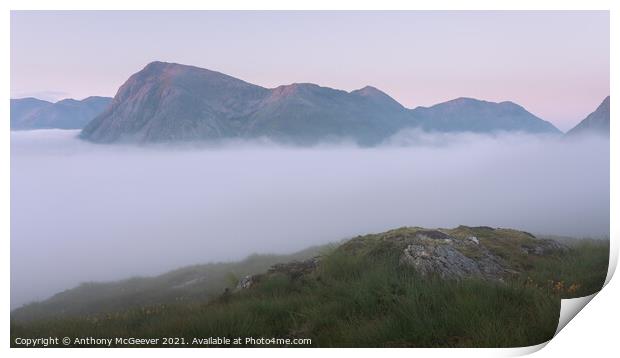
left=11, top=244, right=329, bottom=322
left=11, top=226, right=608, bottom=348
left=411, top=98, right=561, bottom=134
left=10, top=98, right=51, bottom=125
left=11, top=96, right=112, bottom=130
left=566, top=96, right=610, bottom=137
left=243, top=83, right=412, bottom=145
left=80, top=61, right=561, bottom=145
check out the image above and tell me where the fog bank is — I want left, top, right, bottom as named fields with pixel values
left=11, top=129, right=609, bottom=308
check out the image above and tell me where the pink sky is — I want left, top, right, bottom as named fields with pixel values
left=11, top=11, right=609, bottom=131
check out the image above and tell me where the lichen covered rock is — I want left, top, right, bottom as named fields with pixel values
left=339, top=226, right=568, bottom=282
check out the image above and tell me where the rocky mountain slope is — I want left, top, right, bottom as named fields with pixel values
left=11, top=96, right=112, bottom=130
left=80, top=61, right=561, bottom=145
left=81, top=62, right=269, bottom=143
left=566, top=96, right=610, bottom=137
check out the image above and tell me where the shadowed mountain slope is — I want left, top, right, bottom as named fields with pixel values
left=566, top=96, right=610, bottom=137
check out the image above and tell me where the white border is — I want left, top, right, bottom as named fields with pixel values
left=2, top=1, right=616, bottom=357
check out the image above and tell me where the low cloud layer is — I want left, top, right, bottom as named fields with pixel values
left=11, top=129, right=609, bottom=308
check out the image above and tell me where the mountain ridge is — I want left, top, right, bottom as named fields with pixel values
left=11, top=96, right=112, bottom=130
left=78, top=61, right=562, bottom=145
left=566, top=96, right=610, bottom=137
left=411, top=97, right=561, bottom=134
left=17, top=62, right=592, bottom=140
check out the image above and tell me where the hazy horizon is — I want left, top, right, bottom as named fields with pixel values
left=11, top=11, right=609, bottom=131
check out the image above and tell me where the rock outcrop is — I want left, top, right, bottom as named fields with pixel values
left=234, top=227, right=569, bottom=288
left=399, top=238, right=506, bottom=281
left=236, top=257, right=321, bottom=290
left=340, top=226, right=568, bottom=282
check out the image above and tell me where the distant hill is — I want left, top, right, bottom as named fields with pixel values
left=411, top=97, right=561, bottom=134
left=80, top=61, right=561, bottom=145
left=10, top=98, right=51, bottom=125
left=11, top=96, right=112, bottom=130
left=566, top=96, right=610, bottom=137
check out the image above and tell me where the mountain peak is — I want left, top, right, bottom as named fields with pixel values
left=136, top=61, right=234, bottom=83
left=143, top=60, right=193, bottom=71
left=79, top=61, right=565, bottom=143
left=353, top=85, right=382, bottom=95
left=498, top=100, right=521, bottom=107
left=273, top=82, right=321, bottom=93
left=140, top=61, right=184, bottom=75
left=454, top=96, right=477, bottom=102
left=264, top=83, right=342, bottom=102
left=444, top=97, right=482, bottom=105
left=81, top=62, right=270, bottom=143
left=566, top=95, right=610, bottom=137
left=350, top=86, right=404, bottom=109
left=11, top=97, right=52, bottom=105
left=56, top=98, right=80, bottom=105
left=413, top=97, right=561, bottom=134
left=431, top=97, right=529, bottom=113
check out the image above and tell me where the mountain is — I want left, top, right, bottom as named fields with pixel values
left=10, top=98, right=51, bottom=126
left=566, top=96, right=610, bottom=137
left=80, top=61, right=563, bottom=144
left=81, top=62, right=270, bottom=143
left=11, top=96, right=112, bottom=130
left=411, top=97, right=561, bottom=134
left=81, top=62, right=414, bottom=145
left=243, top=83, right=412, bottom=145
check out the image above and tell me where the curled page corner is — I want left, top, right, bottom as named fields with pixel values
left=551, top=234, right=617, bottom=334
left=554, top=293, right=597, bottom=336
left=604, top=238, right=618, bottom=286
left=503, top=294, right=598, bottom=357
left=553, top=237, right=613, bottom=337
left=505, top=341, right=550, bottom=356
left=547, top=237, right=615, bottom=344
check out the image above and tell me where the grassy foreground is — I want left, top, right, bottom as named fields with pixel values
left=11, top=228, right=609, bottom=348
left=10, top=244, right=331, bottom=322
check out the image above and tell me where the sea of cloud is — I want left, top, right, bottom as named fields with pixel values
left=10, top=129, right=610, bottom=307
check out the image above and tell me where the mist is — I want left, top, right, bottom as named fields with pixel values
left=10, top=129, right=609, bottom=308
